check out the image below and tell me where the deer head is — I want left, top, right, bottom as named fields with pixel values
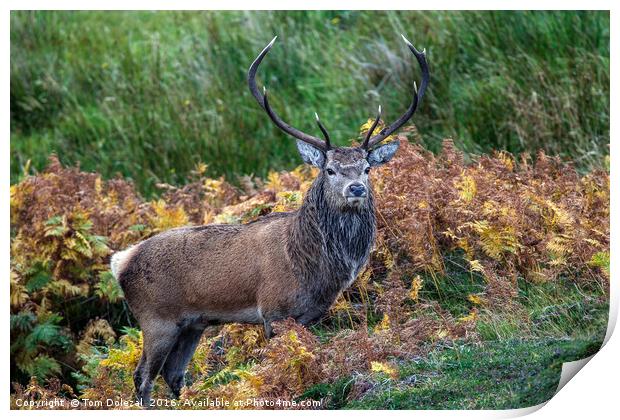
left=248, top=35, right=429, bottom=210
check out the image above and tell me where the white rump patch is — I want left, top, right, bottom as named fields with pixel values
left=110, top=245, right=138, bottom=279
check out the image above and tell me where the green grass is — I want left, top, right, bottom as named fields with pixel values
left=303, top=256, right=608, bottom=410
left=413, top=253, right=609, bottom=341
left=11, top=11, right=609, bottom=197
left=477, top=280, right=609, bottom=341
left=345, top=337, right=602, bottom=409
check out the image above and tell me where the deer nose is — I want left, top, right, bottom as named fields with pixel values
left=348, top=183, right=367, bottom=197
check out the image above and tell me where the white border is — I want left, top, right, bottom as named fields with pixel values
left=2, top=0, right=617, bottom=10
left=4, top=2, right=617, bottom=419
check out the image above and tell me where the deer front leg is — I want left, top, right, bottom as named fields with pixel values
left=296, top=308, right=326, bottom=328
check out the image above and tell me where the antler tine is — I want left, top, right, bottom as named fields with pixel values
left=249, top=37, right=330, bottom=151
left=315, top=113, right=331, bottom=150
left=262, top=88, right=328, bottom=151
left=361, top=105, right=382, bottom=149
left=248, top=36, right=278, bottom=107
left=365, top=34, right=429, bottom=150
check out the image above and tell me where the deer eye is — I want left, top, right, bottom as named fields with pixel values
left=364, top=167, right=371, bottom=174
left=326, top=168, right=336, bottom=176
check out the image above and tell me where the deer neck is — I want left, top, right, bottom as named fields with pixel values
left=288, top=177, right=376, bottom=305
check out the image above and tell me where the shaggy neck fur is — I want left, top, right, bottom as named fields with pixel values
left=288, top=174, right=376, bottom=310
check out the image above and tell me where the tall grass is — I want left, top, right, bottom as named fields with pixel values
left=11, top=11, right=609, bottom=196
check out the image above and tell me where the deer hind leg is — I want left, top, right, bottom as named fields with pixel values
left=136, top=321, right=180, bottom=407
left=162, top=326, right=205, bottom=398
left=263, top=319, right=274, bottom=339
left=133, top=351, right=147, bottom=395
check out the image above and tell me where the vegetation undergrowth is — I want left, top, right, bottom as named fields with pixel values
left=10, top=127, right=609, bottom=409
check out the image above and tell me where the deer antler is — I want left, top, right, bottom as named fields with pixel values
left=363, top=34, right=429, bottom=150
left=361, top=105, right=382, bottom=149
left=248, top=37, right=331, bottom=151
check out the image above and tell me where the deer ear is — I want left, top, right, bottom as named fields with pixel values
left=296, top=140, right=325, bottom=168
left=367, top=140, right=400, bottom=167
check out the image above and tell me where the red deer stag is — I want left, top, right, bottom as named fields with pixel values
left=111, top=34, right=429, bottom=405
